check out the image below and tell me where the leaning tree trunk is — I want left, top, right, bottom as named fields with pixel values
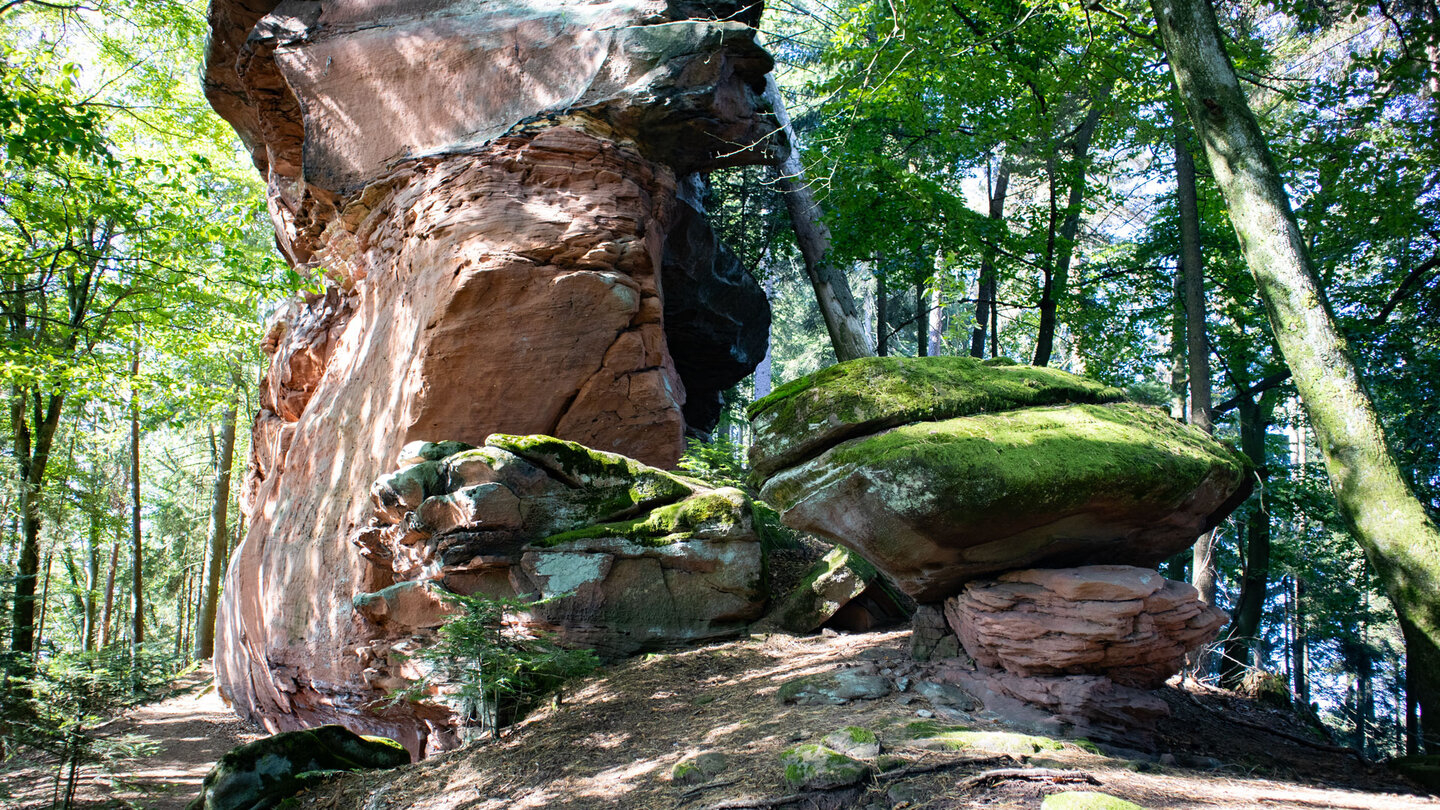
left=1154, top=0, right=1440, bottom=741
left=195, top=404, right=238, bottom=659
left=764, top=77, right=873, bottom=362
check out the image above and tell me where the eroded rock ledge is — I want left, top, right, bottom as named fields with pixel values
left=351, top=435, right=766, bottom=753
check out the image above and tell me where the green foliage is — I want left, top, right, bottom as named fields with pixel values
left=0, top=644, right=181, bottom=807
left=390, top=590, right=597, bottom=742
left=677, top=437, right=750, bottom=491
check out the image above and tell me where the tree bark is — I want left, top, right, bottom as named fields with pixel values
left=1033, top=87, right=1110, bottom=367
left=1154, top=0, right=1440, bottom=741
left=876, top=268, right=889, bottom=357
left=916, top=275, right=928, bottom=357
left=764, top=77, right=872, bottom=362
left=195, top=405, right=238, bottom=659
left=971, top=162, right=1011, bottom=358
left=99, top=531, right=119, bottom=649
left=7, top=387, right=64, bottom=671
left=129, top=343, right=144, bottom=647
left=83, top=503, right=100, bottom=651
left=1221, top=390, right=1276, bottom=688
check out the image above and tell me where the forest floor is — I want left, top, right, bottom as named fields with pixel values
left=0, top=663, right=263, bottom=809
left=285, top=630, right=1437, bottom=810
left=3, top=632, right=1436, bottom=810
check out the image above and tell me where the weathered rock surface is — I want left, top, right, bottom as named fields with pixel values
left=350, top=435, right=766, bottom=750
left=205, top=0, right=777, bottom=754
left=188, top=725, right=408, bottom=810
left=752, top=357, right=1251, bottom=601
left=946, top=566, right=1228, bottom=689
left=933, top=566, right=1225, bottom=744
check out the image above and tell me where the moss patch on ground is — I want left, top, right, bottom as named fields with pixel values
left=900, top=722, right=1065, bottom=756
left=1041, top=791, right=1146, bottom=809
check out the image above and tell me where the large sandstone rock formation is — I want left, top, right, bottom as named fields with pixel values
left=205, top=0, right=776, bottom=752
left=751, top=357, right=1251, bottom=602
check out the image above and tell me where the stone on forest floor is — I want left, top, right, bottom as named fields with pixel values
left=672, top=752, right=730, bottom=784
left=822, top=726, right=881, bottom=759
left=947, top=566, right=1228, bottom=688
left=776, top=669, right=893, bottom=705
left=750, top=359, right=1250, bottom=602
left=780, top=744, right=872, bottom=789
left=188, top=725, right=408, bottom=810
left=1041, top=791, right=1146, bottom=810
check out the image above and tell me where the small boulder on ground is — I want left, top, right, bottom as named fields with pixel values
left=188, top=725, right=409, bottom=810
left=780, top=744, right=872, bottom=789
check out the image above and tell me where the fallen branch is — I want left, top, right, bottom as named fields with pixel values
left=702, top=789, right=853, bottom=810
left=679, top=779, right=740, bottom=800
left=875, top=754, right=1013, bottom=782
left=958, top=767, right=1100, bottom=790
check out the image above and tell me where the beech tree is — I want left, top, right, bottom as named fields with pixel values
left=1152, top=0, right=1440, bottom=740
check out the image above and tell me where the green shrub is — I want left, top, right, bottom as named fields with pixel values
left=390, top=591, right=597, bottom=741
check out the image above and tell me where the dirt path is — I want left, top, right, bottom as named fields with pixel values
left=2, top=663, right=262, bottom=809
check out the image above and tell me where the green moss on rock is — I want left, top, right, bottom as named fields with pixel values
left=748, top=356, right=1126, bottom=479
left=901, top=723, right=1064, bottom=756
left=532, top=488, right=748, bottom=548
left=780, top=744, right=872, bottom=789
left=1041, top=791, right=1146, bottom=810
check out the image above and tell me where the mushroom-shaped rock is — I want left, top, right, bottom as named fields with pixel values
left=750, top=357, right=1250, bottom=601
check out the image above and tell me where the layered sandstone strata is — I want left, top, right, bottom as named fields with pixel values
left=204, top=0, right=775, bottom=751
left=941, top=565, right=1227, bottom=743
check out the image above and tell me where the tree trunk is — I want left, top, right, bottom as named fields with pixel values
left=1221, top=390, right=1276, bottom=688
left=99, top=531, right=119, bottom=649
left=1154, top=0, right=1440, bottom=741
left=876, top=268, right=889, bottom=357
left=1033, top=88, right=1110, bottom=367
left=971, top=162, right=1011, bottom=358
left=129, top=345, right=144, bottom=647
left=7, top=387, right=64, bottom=670
left=1169, top=272, right=1188, bottom=420
left=1294, top=575, right=1309, bottom=705
left=916, top=276, right=928, bottom=357
left=929, top=281, right=945, bottom=356
left=83, top=505, right=100, bottom=651
left=34, top=554, right=52, bottom=653
left=195, top=405, right=238, bottom=659
left=764, top=77, right=872, bottom=362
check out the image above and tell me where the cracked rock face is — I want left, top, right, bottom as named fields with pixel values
left=351, top=436, right=765, bottom=752
left=205, top=0, right=773, bottom=754
left=750, top=357, right=1252, bottom=602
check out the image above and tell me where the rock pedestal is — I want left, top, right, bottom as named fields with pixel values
left=205, top=0, right=777, bottom=753
left=942, top=565, right=1227, bottom=742
left=748, top=357, right=1250, bottom=740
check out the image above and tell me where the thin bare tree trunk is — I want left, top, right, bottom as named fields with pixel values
left=99, top=531, right=119, bottom=649
left=971, top=162, right=1011, bottom=358
left=195, top=405, right=238, bottom=659
left=764, top=77, right=872, bottom=362
left=1155, top=0, right=1440, bottom=740
left=129, top=343, right=144, bottom=647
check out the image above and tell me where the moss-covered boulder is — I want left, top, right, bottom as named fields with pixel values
left=751, top=358, right=1249, bottom=601
left=822, top=725, right=881, bottom=758
left=780, top=744, right=872, bottom=789
left=763, top=547, right=870, bottom=632
left=188, top=725, right=408, bottom=810
left=900, top=722, right=1065, bottom=756
left=747, top=356, right=1126, bottom=479
left=354, top=435, right=768, bottom=714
